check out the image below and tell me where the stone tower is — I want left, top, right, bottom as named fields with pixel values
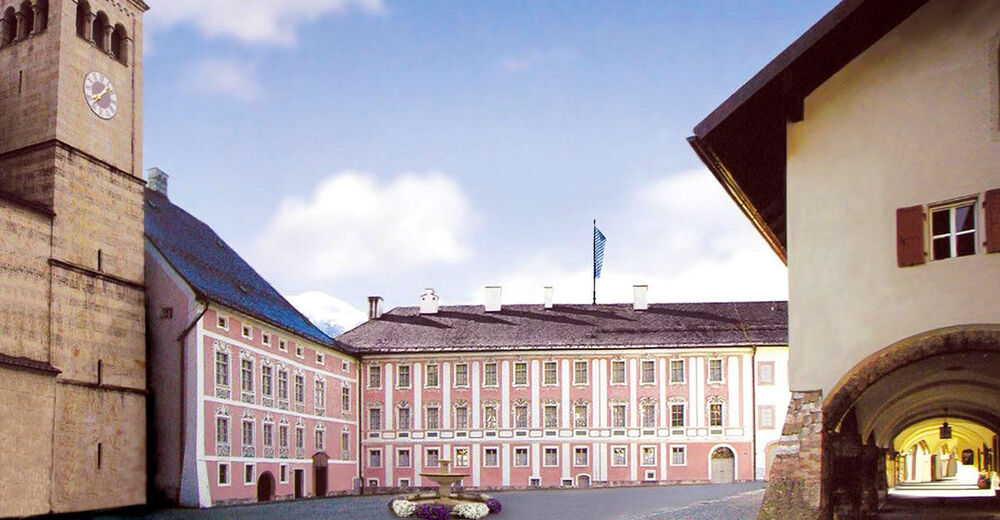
left=0, top=0, right=148, bottom=515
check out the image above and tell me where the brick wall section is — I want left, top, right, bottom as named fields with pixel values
left=758, top=390, right=824, bottom=520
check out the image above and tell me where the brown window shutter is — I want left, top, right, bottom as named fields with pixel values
left=896, top=205, right=925, bottom=267
left=986, top=188, right=1000, bottom=254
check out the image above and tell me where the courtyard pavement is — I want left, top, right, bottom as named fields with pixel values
left=84, top=482, right=766, bottom=520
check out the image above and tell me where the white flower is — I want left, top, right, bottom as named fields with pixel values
left=453, top=502, right=490, bottom=519
left=392, top=499, right=417, bottom=517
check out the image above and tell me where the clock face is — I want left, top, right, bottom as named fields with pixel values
left=84, top=71, right=119, bottom=120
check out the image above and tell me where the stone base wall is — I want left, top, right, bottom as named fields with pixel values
left=0, top=368, right=56, bottom=518
left=758, top=390, right=824, bottom=520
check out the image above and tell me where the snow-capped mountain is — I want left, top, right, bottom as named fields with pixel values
left=286, top=291, right=367, bottom=338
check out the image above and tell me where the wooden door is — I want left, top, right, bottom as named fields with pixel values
left=710, top=448, right=735, bottom=484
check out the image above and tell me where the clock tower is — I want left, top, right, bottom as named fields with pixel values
left=0, top=0, right=149, bottom=516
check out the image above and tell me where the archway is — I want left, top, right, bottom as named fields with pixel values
left=257, top=471, right=275, bottom=502
left=709, top=447, right=735, bottom=484
left=313, top=452, right=329, bottom=497
left=820, top=326, right=1000, bottom=517
left=577, top=474, right=591, bottom=487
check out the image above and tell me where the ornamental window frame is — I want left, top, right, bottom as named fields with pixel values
left=610, top=400, right=627, bottom=428
left=573, top=399, right=589, bottom=428
left=543, top=401, right=559, bottom=429
left=240, top=352, right=254, bottom=396
left=397, top=364, right=412, bottom=389
left=512, top=399, right=529, bottom=429
left=261, top=361, right=274, bottom=398
left=454, top=401, right=469, bottom=430
left=315, top=424, right=326, bottom=451
left=483, top=361, right=498, bottom=387
left=639, top=397, right=658, bottom=428
left=214, top=342, right=231, bottom=389
left=315, top=378, right=326, bottom=411
left=454, top=363, right=469, bottom=387
left=215, top=406, right=230, bottom=446
left=368, top=404, right=382, bottom=431
left=425, top=404, right=440, bottom=430
left=396, top=402, right=412, bottom=431
left=293, top=371, right=305, bottom=404
left=425, top=363, right=440, bottom=388
left=513, top=361, right=528, bottom=386
left=708, top=398, right=725, bottom=428
left=482, top=401, right=499, bottom=430
left=669, top=399, right=686, bottom=429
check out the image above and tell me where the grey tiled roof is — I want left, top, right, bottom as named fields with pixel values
left=337, top=301, right=787, bottom=354
left=144, top=189, right=345, bottom=352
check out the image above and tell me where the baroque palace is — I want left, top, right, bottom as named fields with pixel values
left=0, top=0, right=790, bottom=516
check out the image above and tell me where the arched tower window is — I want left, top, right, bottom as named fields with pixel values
left=111, top=24, right=128, bottom=65
left=33, top=0, right=47, bottom=33
left=18, top=1, right=33, bottom=39
left=76, top=0, right=91, bottom=39
left=1, top=8, right=16, bottom=47
left=92, top=11, right=109, bottom=53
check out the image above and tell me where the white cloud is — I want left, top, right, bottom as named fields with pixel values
left=182, top=57, right=262, bottom=101
left=481, top=169, right=788, bottom=305
left=254, top=171, right=475, bottom=284
left=146, top=0, right=385, bottom=46
left=286, top=291, right=367, bottom=336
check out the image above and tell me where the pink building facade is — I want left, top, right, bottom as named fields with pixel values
left=144, top=183, right=359, bottom=507
left=339, top=291, right=789, bottom=492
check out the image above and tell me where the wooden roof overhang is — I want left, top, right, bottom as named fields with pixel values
left=688, top=0, right=930, bottom=264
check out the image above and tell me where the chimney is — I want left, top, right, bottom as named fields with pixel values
left=419, top=288, right=440, bottom=314
left=484, top=286, right=502, bottom=312
left=633, top=285, right=649, bottom=311
left=147, top=167, right=169, bottom=196
left=543, top=286, right=554, bottom=309
left=367, top=296, right=383, bottom=320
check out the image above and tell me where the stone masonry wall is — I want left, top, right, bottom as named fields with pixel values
left=758, top=390, right=824, bottom=520
left=0, top=368, right=56, bottom=517
left=0, top=197, right=51, bottom=360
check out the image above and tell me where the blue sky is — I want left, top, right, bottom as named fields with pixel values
left=143, top=0, right=835, bottom=322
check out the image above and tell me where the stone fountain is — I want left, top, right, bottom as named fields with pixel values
left=419, top=459, right=469, bottom=501
left=389, top=458, right=501, bottom=518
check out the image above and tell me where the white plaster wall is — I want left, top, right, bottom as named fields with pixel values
left=786, top=0, right=1000, bottom=394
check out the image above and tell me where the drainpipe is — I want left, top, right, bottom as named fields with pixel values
left=357, top=355, right=364, bottom=495
left=176, top=298, right=209, bottom=503
left=751, top=346, right=758, bottom=481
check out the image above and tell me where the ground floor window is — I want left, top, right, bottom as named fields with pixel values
left=612, top=446, right=627, bottom=466
left=454, top=447, right=469, bottom=467
left=279, top=464, right=288, bottom=483
left=641, top=446, right=656, bottom=466
left=368, top=478, right=379, bottom=488
left=369, top=449, right=383, bottom=468
left=243, top=463, right=255, bottom=485
left=399, top=478, right=410, bottom=488
left=397, top=448, right=411, bottom=468
left=484, top=447, right=499, bottom=467
left=426, top=447, right=440, bottom=467
left=544, top=447, right=559, bottom=466
left=670, top=446, right=687, bottom=466
left=218, top=463, right=230, bottom=486
left=574, top=447, right=589, bottom=466
left=514, top=447, right=529, bottom=467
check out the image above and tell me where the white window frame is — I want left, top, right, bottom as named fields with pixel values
left=342, top=360, right=350, bottom=372
left=396, top=448, right=411, bottom=468
left=610, top=360, right=626, bottom=385
left=216, top=315, right=229, bottom=331
left=483, top=362, right=498, bottom=387
left=670, top=403, right=686, bottom=428
left=279, top=463, right=288, bottom=483
left=513, top=447, right=530, bottom=467
left=573, top=446, right=589, bottom=467
left=707, top=358, right=724, bottom=384
left=316, top=352, right=324, bottom=365
left=243, top=462, right=255, bottom=485
left=640, top=359, right=656, bottom=384
left=709, top=402, right=725, bottom=428
left=398, top=478, right=411, bottom=488
left=425, top=406, right=440, bottom=430
left=368, top=365, right=382, bottom=389
left=218, top=462, right=230, bottom=486
left=483, top=446, right=500, bottom=468
left=611, top=445, right=628, bottom=467
left=278, top=338, right=287, bottom=352
left=454, top=405, right=469, bottom=430
left=542, top=446, right=559, bottom=467
left=514, top=404, right=529, bottom=429
left=261, top=333, right=270, bottom=346
left=640, top=445, right=657, bottom=467
left=425, top=447, right=441, bottom=467
left=241, top=324, right=252, bottom=339
left=295, top=343, right=304, bottom=358
left=369, top=407, right=382, bottom=431
left=513, top=361, right=528, bottom=386
left=670, top=445, right=687, bottom=466
left=669, top=359, right=685, bottom=384
left=454, top=363, right=469, bottom=387
left=542, top=361, right=559, bottom=386
left=368, top=448, right=383, bottom=468
left=930, top=198, right=979, bottom=261
left=611, top=403, right=627, bottom=428
left=543, top=404, right=559, bottom=428
left=573, top=360, right=589, bottom=386
left=453, top=447, right=469, bottom=467
left=425, top=363, right=440, bottom=388
left=574, top=403, right=589, bottom=428
left=397, top=365, right=412, bottom=389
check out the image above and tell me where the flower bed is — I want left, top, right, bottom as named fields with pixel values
left=387, top=494, right=501, bottom=519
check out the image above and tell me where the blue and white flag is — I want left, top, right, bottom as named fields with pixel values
left=593, top=225, right=607, bottom=279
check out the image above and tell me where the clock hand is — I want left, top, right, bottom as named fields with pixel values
left=90, top=86, right=114, bottom=102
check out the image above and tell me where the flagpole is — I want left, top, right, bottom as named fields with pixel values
left=593, top=219, right=597, bottom=305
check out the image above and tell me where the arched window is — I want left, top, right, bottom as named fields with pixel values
left=1, top=8, right=16, bottom=47
left=34, top=0, right=47, bottom=33
left=111, top=24, right=127, bottom=65
left=92, top=10, right=109, bottom=52
left=18, top=1, right=33, bottom=38
left=76, top=0, right=91, bottom=39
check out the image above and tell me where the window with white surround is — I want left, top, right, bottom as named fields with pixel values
left=342, top=360, right=350, bottom=372
left=245, top=463, right=257, bottom=485
left=454, top=363, right=468, bottom=386
left=641, top=403, right=656, bottom=428
left=513, top=362, right=528, bottom=385
left=484, top=447, right=499, bottom=467
left=261, top=365, right=273, bottom=397
left=709, top=402, right=724, bottom=428
left=670, top=404, right=685, bottom=428
left=758, top=362, right=774, bottom=385
left=316, top=352, right=324, bottom=365
left=277, top=369, right=289, bottom=402
left=425, top=406, right=440, bottom=430
left=218, top=462, right=230, bottom=485
left=760, top=406, right=775, bottom=429
left=611, top=360, right=626, bottom=384
left=341, top=430, right=350, bottom=460
left=368, top=449, right=383, bottom=468
left=278, top=339, right=287, bottom=351
left=241, top=419, right=254, bottom=448
left=217, top=315, right=229, bottom=330
left=484, top=404, right=498, bottom=429
left=641, top=446, right=656, bottom=466
left=611, top=404, right=626, bottom=428
left=216, top=414, right=229, bottom=445
left=280, top=464, right=288, bottom=483
left=215, top=351, right=230, bottom=387
left=262, top=333, right=270, bottom=346
left=543, top=361, right=558, bottom=385
left=397, top=406, right=411, bottom=431
left=294, top=374, right=304, bottom=404
left=279, top=423, right=289, bottom=448
left=455, top=405, right=469, bottom=429
left=397, top=365, right=411, bottom=388
left=425, top=364, right=439, bottom=387
left=514, top=404, right=528, bottom=428
left=399, top=478, right=410, bottom=488
left=640, top=360, right=655, bottom=384
left=483, top=362, right=498, bottom=386
left=368, top=478, right=379, bottom=488
left=514, top=447, right=529, bottom=466
left=426, top=448, right=440, bottom=467
left=454, top=447, right=469, bottom=467
left=573, top=361, right=588, bottom=385
left=241, top=358, right=254, bottom=394
left=315, top=426, right=325, bottom=450
left=341, top=387, right=351, bottom=417
left=543, top=446, right=559, bottom=466
left=670, top=359, right=685, bottom=383
left=708, top=358, right=724, bottom=383
left=543, top=404, right=558, bottom=428
left=369, top=407, right=382, bottom=430
left=368, top=365, right=382, bottom=388
left=315, top=380, right=326, bottom=410
left=295, top=425, right=304, bottom=449
left=397, top=448, right=411, bottom=468
left=574, top=446, right=589, bottom=466
left=611, top=446, right=627, bottom=466
left=241, top=324, right=252, bottom=339
left=295, top=344, right=303, bottom=357
left=574, top=403, right=588, bottom=428
left=670, top=446, right=687, bottom=466
left=263, top=421, right=273, bottom=448
left=931, top=200, right=978, bottom=260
